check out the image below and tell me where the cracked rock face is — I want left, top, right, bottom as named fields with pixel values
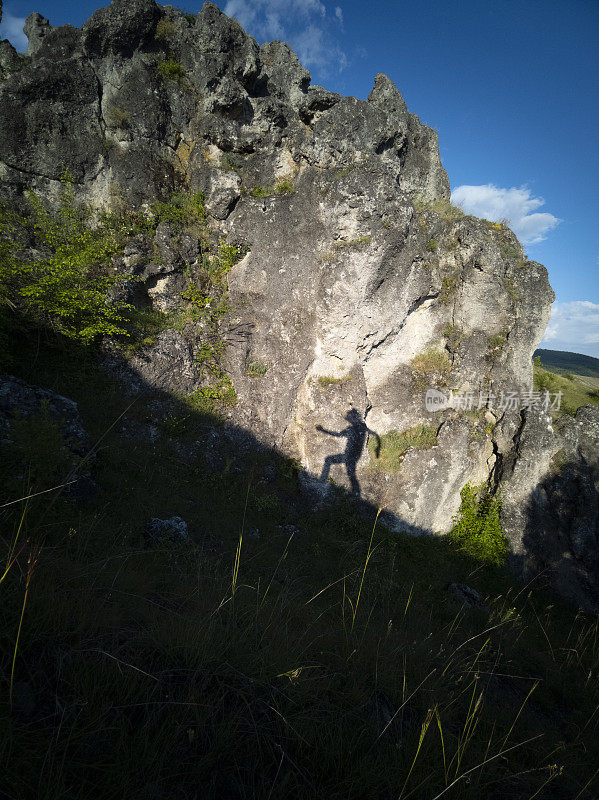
left=1, top=0, right=596, bottom=607
left=500, top=407, right=599, bottom=613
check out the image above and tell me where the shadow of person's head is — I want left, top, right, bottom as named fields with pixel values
left=345, top=408, right=362, bottom=424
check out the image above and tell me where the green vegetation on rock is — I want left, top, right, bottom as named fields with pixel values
left=448, top=483, right=506, bottom=565
left=368, top=424, right=437, bottom=473
left=0, top=173, right=134, bottom=345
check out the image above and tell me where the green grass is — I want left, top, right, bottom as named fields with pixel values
left=247, top=361, right=269, bottom=377
left=534, top=348, right=599, bottom=379
left=251, top=178, right=296, bottom=198
left=411, top=347, right=452, bottom=387
left=317, top=374, right=350, bottom=388
left=533, top=356, right=599, bottom=416
left=368, top=424, right=438, bottom=473
left=1, top=333, right=597, bottom=799
left=156, top=58, right=186, bottom=84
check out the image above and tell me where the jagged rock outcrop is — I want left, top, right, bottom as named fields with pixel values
left=0, top=374, right=95, bottom=498
left=500, top=406, right=599, bottom=612
left=1, top=0, right=597, bottom=608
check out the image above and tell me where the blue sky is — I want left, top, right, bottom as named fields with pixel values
left=2, top=0, right=598, bottom=356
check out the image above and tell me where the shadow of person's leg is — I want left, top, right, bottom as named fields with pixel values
left=348, top=469, right=361, bottom=496
left=320, top=453, right=344, bottom=482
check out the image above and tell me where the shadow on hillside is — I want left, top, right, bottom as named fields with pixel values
left=3, top=325, right=598, bottom=614
left=0, top=326, right=431, bottom=540
left=519, top=454, right=599, bottom=613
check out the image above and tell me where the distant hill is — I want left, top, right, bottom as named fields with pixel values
left=534, top=348, right=599, bottom=378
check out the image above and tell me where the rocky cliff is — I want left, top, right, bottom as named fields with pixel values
left=1, top=0, right=597, bottom=609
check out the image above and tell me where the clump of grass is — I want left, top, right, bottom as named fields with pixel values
left=413, top=196, right=465, bottom=221
left=448, top=483, right=506, bottom=565
left=251, top=185, right=271, bottom=198
left=317, top=374, right=350, bottom=388
left=250, top=178, right=295, bottom=198
left=106, top=105, right=131, bottom=130
left=443, top=324, right=464, bottom=352
left=319, top=236, right=372, bottom=262
left=333, top=165, right=355, bottom=178
left=247, top=361, right=269, bottom=377
left=152, top=191, right=207, bottom=230
left=155, top=18, right=176, bottom=42
left=488, top=332, right=508, bottom=352
left=411, top=347, right=452, bottom=387
left=426, top=238, right=437, bottom=252
left=368, top=424, right=437, bottom=473
left=156, top=58, right=186, bottom=84
left=274, top=178, right=295, bottom=195
left=439, top=272, right=459, bottom=304
left=503, top=277, right=520, bottom=305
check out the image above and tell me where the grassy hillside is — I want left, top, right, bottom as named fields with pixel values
left=0, top=330, right=597, bottom=800
left=534, top=348, right=599, bottom=379
left=0, top=187, right=597, bottom=799
left=533, top=356, right=599, bottom=416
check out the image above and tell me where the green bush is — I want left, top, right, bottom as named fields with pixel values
left=156, top=58, right=186, bottom=84
left=0, top=174, right=132, bottom=344
left=448, top=483, right=506, bottom=565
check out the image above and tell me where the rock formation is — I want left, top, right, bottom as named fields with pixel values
left=1, top=0, right=597, bottom=609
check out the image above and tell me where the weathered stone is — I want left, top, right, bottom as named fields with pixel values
left=446, top=582, right=486, bottom=609
left=500, top=406, right=599, bottom=612
left=144, top=515, right=189, bottom=544
left=0, top=0, right=596, bottom=609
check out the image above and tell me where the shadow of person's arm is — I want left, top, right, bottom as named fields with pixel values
left=316, top=424, right=343, bottom=437
left=368, top=429, right=381, bottom=458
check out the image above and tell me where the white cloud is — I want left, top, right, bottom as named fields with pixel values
left=451, top=184, right=561, bottom=245
left=224, top=0, right=347, bottom=73
left=541, top=301, right=599, bottom=358
left=0, top=11, right=28, bottom=53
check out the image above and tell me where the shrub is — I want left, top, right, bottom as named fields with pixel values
left=368, top=424, right=437, bottom=473
left=448, top=483, right=506, bottom=565
left=0, top=174, right=132, bottom=343
left=157, top=58, right=186, bottom=84
left=426, top=238, right=437, bottom=252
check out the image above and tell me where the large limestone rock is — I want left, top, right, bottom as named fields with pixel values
left=500, top=406, right=599, bottom=613
left=1, top=0, right=596, bottom=607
